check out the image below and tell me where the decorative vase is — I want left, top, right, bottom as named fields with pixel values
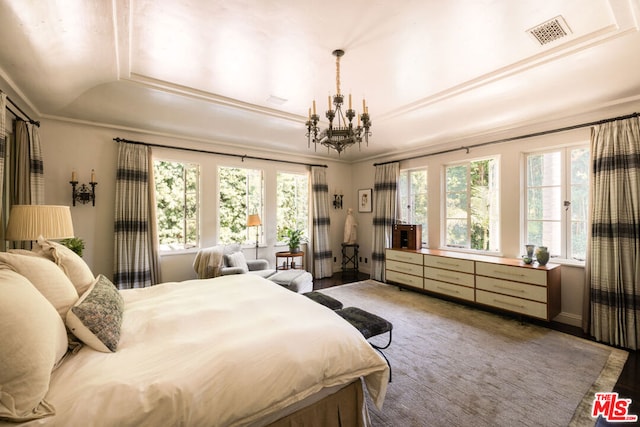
left=535, top=246, right=550, bottom=266
left=525, top=244, right=535, bottom=259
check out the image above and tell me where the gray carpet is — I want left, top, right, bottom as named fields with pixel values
left=319, top=280, right=628, bottom=427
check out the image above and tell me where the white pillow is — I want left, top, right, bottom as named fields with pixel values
left=225, top=251, right=249, bottom=272
left=34, top=238, right=95, bottom=295
left=66, top=275, right=124, bottom=353
left=0, top=252, right=78, bottom=318
left=0, top=269, right=68, bottom=422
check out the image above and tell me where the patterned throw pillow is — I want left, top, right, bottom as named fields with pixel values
left=66, top=275, right=124, bottom=353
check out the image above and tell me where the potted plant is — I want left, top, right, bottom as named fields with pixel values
left=60, top=237, right=85, bottom=257
left=285, top=228, right=306, bottom=253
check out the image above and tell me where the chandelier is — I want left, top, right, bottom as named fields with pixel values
left=306, top=49, right=372, bottom=155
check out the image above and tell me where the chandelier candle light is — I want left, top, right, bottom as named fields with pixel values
left=306, top=49, right=372, bottom=155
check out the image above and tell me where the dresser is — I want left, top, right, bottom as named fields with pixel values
left=385, top=248, right=561, bottom=321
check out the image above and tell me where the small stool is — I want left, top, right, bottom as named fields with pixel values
left=336, top=307, right=393, bottom=382
left=303, top=292, right=343, bottom=310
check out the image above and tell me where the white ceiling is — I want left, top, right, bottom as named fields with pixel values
left=1, top=0, right=640, bottom=162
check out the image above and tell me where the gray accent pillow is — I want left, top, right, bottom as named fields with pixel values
left=66, top=275, right=124, bottom=353
left=224, top=251, right=249, bottom=273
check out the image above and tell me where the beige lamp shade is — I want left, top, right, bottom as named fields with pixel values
left=5, top=205, right=75, bottom=241
left=247, top=214, right=261, bottom=227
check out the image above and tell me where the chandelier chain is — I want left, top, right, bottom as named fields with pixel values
left=336, top=53, right=341, bottom=95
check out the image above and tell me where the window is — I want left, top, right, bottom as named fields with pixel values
left=444, top=157, right=499, bottom=251
left=398, top=168, right=428, bottom=247
left=524, top=146, right=589, bottom=261
left=276, top=171, right=309, bottom=241
left=218, top=166, right=263, bottom=244
left=153, top=159, right=199, bottom=251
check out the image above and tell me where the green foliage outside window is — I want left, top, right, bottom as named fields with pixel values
left=219, top=166, right=263, bottom=244
left=276, top=172, right=309, bottom=242
left=154, top=160, right=199, bottom=250
left=445, top=158, right=499, bottom=251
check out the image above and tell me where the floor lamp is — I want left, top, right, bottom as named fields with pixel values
left=247, top=214, right=261, bottom=259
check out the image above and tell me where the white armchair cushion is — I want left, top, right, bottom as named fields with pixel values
left=224, top=252, right=249, bottom=273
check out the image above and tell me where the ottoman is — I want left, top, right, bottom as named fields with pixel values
left=303, top=291, right=343, bottom=310
left=268, top=270, right=313, bottom=293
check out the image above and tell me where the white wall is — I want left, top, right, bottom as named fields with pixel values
left=351, top=128, right=590, bottom=326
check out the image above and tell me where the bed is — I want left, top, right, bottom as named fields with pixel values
left=0, top=243, right=389, bottom=426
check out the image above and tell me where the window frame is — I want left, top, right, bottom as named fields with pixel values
left=522, top=144, right=589, bottom=264
left=442, top=155, right=500, bottom=253
left=398, top=167, right=428, bottom=248
left=276, top=170, right=310, bottom=245
left=217, top=165, right=264, bottom=246
left=152, top=157, right=201, bottom=252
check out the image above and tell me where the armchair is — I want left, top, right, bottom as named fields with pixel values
left=194, top=244, right=275, bottom=279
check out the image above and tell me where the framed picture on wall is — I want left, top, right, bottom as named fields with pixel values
left=358, top=188, right=372, bottom=212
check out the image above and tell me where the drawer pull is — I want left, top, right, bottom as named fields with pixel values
left=436, top=260, right=460, bottom=268
left=493, top=299, right=525, bottom=309
left=436, top=274, right=459, bottom=282
left=495, top=284, right=525, bottom=293
left=437, top=286, right=459, bottom=294
left=493, top=269, right=525, bottom=278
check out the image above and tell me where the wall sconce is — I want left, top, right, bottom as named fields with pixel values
left=333, top=191, right=343, bottom=209
left=70, top=169, right=97, bottom=206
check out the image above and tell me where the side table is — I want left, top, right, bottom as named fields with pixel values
left=276, top=251, right=304, bottom=270
left=341, top=243, right=359, bottom=277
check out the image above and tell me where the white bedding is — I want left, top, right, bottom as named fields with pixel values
left=11, top=275, right=388, bottom=426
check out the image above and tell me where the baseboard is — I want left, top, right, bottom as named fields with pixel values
left=554, top=311, right=582, bottom=327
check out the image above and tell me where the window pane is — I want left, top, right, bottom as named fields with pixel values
left=219, top=166, right=263, bottom=244
left=446, top=219, right=467, bottom=247
left=399, top=169, right=428, bottom=247
left=446, top=165, right=467, bottom=191
left=527, top=152, right=561, bottom=186
left=571, top=220, right=587, bottom=260
left=445, top=159, right=499, bottom=251
left=529, top=187, right=562, bottom=221
left=154, top=160, right=199, bottom=250
left=277, top=172, right=309, bottom=241
left=570, top=148, right=589, bottom=185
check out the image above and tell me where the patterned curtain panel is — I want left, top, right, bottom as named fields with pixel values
left=589, top=116, right=640, bottom=350
left=371, top=162, right=399, bottom=282
left=28, top=123, right=44, bottom=204
left=11, top=121, right=32, bottom=206
left=114, top=142, right=161, bottom=289
left=0, top=93, right=5, bottom=211
left=311, top=166, right=333, bottom=279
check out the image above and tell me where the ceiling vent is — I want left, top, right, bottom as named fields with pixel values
left=527, top=16, right=572, bottom=45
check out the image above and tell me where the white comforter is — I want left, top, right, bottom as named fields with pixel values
left=17, top=275, right=388, bottom=426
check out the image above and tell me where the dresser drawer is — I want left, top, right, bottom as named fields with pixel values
left=424, top=266, right=474, bottom=287
left=387, top=259, right=423, bottom=276
left=476, top=262, right=547, bottom=286
left=476, top=290, right=547, bottom=319
left=424, top=278, right=474, bottom=302
left=424, top=255, right=474, bottom=274
left=386, top=270, right=423, bottom=289
left=386, top=249, right=423, bottom=265
left=476, top=276, right=547, bottom=303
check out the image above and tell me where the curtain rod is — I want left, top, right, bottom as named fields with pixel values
left=373, top=112, right=640, bottom=166
left=4, top=95, right=40, bottom=127
left=113, top=137, right=328, bottom=168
